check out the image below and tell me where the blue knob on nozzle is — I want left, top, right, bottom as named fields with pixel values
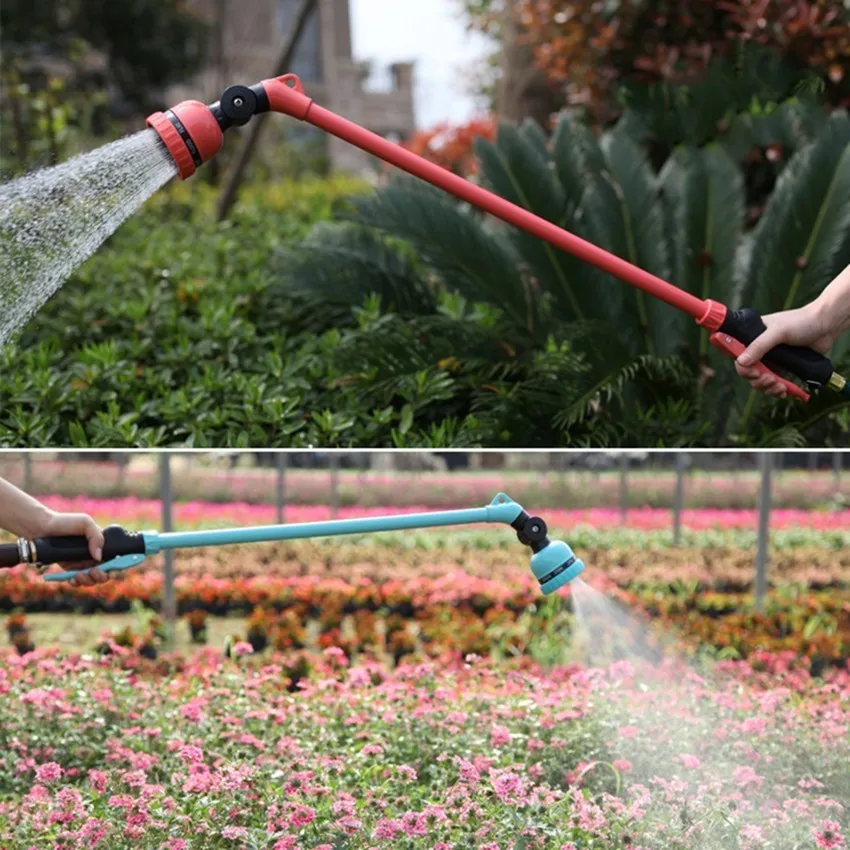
left=531, top=539, right=585, bottom=595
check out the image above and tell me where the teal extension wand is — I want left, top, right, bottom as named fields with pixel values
left=0, top=493, right=585, bottom=595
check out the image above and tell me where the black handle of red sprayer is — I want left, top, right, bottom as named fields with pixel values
left=719, top=309, right=836, bottom=389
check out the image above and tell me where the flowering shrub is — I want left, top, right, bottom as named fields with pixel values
left=5, top=495, right=850, bottom=536
left=404, top=118, right=497, bottom=177
left=512, top=0, right=850, bottom=120
left=0, top=648, right=847, bottom=848
left=2, top=565, right=848, bottom=668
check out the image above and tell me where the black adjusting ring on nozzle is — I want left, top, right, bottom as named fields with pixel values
left=516, top=516, right=548, bottom=550
left=219, top=85, right=258, bottom=126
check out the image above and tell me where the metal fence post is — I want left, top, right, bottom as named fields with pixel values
left=276, top=453, right=287, bottom=524
left=619, top=454, right=628, bottom=523
left=673, top=453, right=686, bottom=545
left=159, top=455, right=176, bottom=637
left=755, top=453, right=773, bottom=614
left=330, top=454, right=340, bottom=519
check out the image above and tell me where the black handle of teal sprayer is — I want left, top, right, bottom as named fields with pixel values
left=0, top=526, right=145, bottom=568
left=720, top=308, right=840, bottom=391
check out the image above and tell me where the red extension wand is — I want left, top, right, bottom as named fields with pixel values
left=146, top=74, right=850, bottom=404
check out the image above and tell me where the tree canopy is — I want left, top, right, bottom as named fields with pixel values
left=0, top=0, right=209, bottom=110
left=460, top=0, right=850, bottom=124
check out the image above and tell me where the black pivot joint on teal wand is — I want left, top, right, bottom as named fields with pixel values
left=511, top=511, right=550, bottom=553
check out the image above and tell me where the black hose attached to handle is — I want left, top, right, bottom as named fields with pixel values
left=0, top=544, right=20, bottom=568
left=721, top=308, right=837, bottom=389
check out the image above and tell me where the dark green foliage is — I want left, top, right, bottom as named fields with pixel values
left=274, top=98, right=850, bottom=447
left=0, top=0, right=208, bottom=110
left=1, top=97, right=849, bottom=447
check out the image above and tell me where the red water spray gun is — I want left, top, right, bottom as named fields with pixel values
left=147, top=75, right=850, bottom=403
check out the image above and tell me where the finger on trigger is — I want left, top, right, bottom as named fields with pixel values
left=88, top=525, right=105, bottom=562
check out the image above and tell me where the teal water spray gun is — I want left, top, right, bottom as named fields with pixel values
left=0, top=493, right=585, bottom=595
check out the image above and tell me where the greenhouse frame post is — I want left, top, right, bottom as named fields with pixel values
left=673, top=454, right=686, bottom=545
left=755, top=453, right=773, bottom=614
left=330, top=454, right=340, bottom=519
left=276, top=453, right=287, bottom=524
left=159, top=455, right=176, bottom=633
left=619, top=455, right=628, bottom=524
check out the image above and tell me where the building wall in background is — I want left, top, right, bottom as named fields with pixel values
left=170, top=0, right=416, bottom=174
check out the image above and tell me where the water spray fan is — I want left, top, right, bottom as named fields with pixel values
left=0, top=493, right=585, bottom=594
left=146, top=75, right=850, bottom=402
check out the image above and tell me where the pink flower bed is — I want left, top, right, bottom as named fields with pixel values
left=0, top=648, right=847, bottom=849
left=23, top=496, right=850, bottom=532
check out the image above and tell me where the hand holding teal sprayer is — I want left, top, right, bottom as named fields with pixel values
left=0, top=493, right=585, bottom=596
left=0, top=477, right=109, bottom=587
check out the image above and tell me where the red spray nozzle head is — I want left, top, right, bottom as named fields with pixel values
left=146, top=100, right=224, bottom=180
left=147, top=76, right=312, bottom=180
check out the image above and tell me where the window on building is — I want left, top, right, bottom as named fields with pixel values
left=277, top=0, right=323, bottom=82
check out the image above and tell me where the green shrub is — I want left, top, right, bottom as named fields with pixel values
left=2, top=82, right=849, bottom=447
left=0, top=176, right=406, bottom=447
left=275, top=97, right=850, bottom=447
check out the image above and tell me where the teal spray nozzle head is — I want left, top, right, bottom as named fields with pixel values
left=531, top=540, right=585, bottom=594
left=509, top=509, right=585, bottom=594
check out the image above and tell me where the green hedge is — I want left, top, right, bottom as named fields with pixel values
left=0, top=176, right=416, bottom=447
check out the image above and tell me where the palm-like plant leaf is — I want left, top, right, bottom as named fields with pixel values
left=738, top=111, right=850, bottom=313
left=620, top=45, right=810, bottom=152
left=660, top=144, right=745, bottom=361
left=520, top=119, right=551, bottom=163
left=721, top=97, right=830, bottom=162
left=275, top=223, right=435, bottom=332
left=348, top=177, right=543, bottom=336
left=582, top=123, right=678, bottom=356
left=550, top=113, right=628, bottom=319
left=474, top=122, right=597, bottom=323
left=552, top=112, right=609, bottom=212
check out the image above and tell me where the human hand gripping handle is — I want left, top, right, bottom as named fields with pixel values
left=721, top=308, right=838, bottom=391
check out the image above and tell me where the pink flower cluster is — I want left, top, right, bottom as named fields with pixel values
left=0, top=646, right=846, bottom=849
left=15, top=495, right=850, bottom=532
